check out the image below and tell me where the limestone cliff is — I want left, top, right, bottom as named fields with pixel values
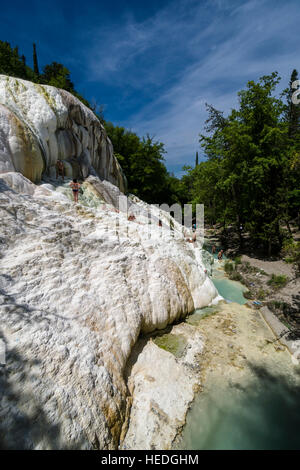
left=0, top=75, right=126, bottom=191
left=0, top=172, right=219, bottom=449
left=0, top=75, right=220, bottom=450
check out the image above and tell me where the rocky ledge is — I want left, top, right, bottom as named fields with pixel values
left=0, top=172, right=219, bottom=449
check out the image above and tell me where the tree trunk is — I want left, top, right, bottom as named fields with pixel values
left=286, top=219, right=292, bottom=238
left=268, top=239, right=272, bottom=257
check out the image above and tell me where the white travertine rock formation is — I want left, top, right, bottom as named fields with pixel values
left=122, top=323, right=205, bottom=450
left=0, top=75, right=126, bottom=191
left=0, top=173, right=219, bottom=449
left=0, top=73, right=221, bottom=449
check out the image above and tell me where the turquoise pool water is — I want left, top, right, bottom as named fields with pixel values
left=212, top=277, right=248, bottom=305
left=202, top=243, right=247, bottom=304
left=177, top=247, right=300, bottom=450
left=177, top=369, right=300, bottom=450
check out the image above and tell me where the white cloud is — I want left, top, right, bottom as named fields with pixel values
left=86, top=0, right=300, bottom=174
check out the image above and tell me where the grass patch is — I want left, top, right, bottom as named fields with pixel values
left=267, top=274, right=288, bottom=289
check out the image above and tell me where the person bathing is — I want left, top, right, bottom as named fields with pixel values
left=56, top=160, right=65, bottom=181
left=70, top=179, right=81, bottom=203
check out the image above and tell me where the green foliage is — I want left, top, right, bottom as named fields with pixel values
left=239, top=261, right=267, bottom=276
left=257, top=288, right=266, bottom=300
left=40, top=62, right=91, bottom=108
left=224, top=260, right=244, bottom=282
left=0, top=39, right=183, bottom=204
left=282, top=69, right=300, bottom=141
left=229, top=271, right=244, bottom=282
left=181, top=71, right=300, bottom=255
left=33, top=43, right=39, bottom=77
left=104, top=122, right=183, bottom=204
left=267, top=274, right=288, bottom=289
left=243, top=290, right=254, bottom=299
left=41, top=62, right=74, bottom=91
left=2, top=39, right=299, bottom=220
left=281, top=239, right=300, bottom=273
left=268, top=300, right=285, bottom=310
left=224, top=261, right=234, bottom=274
left=234, top=256, right=242, bottom=264
left=0, top=41, right=29, bottom=80
left=0, top=40, right=94, bottom=111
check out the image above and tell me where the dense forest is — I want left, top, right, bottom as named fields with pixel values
left=0, top=40, right=299, bottom=256
left=185, top=72, right=300, bottom=255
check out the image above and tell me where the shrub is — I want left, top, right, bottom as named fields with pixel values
left=258, top=268, right=268, bottom=275
left=281, top=240, right=300, bottom=274
left=229, top=272, right=243, bottom=282
left=240, top=261, right=254, bottom=273
left=267, top=274, right=288, bottom=289
left=257, top=288, right=266, bottom=300
left=244, top=290, right=254, bottom=299
left=267, top=300, right=285, bottom=310
left=224, top=261, right=234, bottom=274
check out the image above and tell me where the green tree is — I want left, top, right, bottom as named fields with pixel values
left=284, top=69, right=300, bottom=140
left=41, top=62, right=74, bottom=91
left=104, top=121, right=182, bottom=204
left=193, top=72, right=296, bottom=255
left=0, top=41, right=27, bottom=79
left=33, top=43, right=39, bottom=77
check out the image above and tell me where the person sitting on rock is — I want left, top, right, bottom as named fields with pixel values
left=56, top=160, right=65, bottom=181
left=70, top=179, right=80, bottom=203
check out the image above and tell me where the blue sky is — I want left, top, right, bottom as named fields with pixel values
left=1, top=0, right=299, bottom=175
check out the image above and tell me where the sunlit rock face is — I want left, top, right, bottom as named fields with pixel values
left=0, top=173, right=219, bottom=449
left=0, top=74, right=220, bottom=450
left=0, top=75, right=126, bottom=191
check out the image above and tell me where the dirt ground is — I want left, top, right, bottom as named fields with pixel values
left=241, top=255, right=296, bottom=279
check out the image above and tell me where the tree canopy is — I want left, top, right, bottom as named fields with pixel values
left=104, top=122, right=183, bottom=204
left=182, top=72, right=300, bottom=254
